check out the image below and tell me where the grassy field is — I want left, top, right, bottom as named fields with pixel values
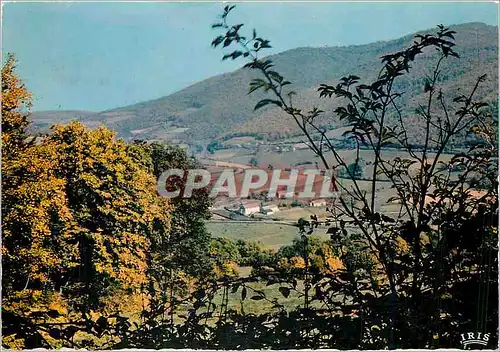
left=270, top=206, right=331, bottom=221
left=210, top=148, right=254, bottom=161
left=223, top=136, right=257, bottom=145
left=207, top=186, right=401, bottom=249
left=210, top=280, right=311, bottom=314
left=207, top=222, right=307, bottom=250
left=169, top=279, right=320, bottom=319
left=207, top=147, right=459, bottom=249
left=213, top=146, right=457, bottom=171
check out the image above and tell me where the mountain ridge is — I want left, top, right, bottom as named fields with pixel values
left=29, top=22, right=498, bottom=146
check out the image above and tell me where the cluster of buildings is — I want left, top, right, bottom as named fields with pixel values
left=238, top=198, right=328, bottom=216
left=237, top=201, right=279, bottom=216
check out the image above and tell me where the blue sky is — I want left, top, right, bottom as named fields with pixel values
left=2, top=2, right=498, bottom=112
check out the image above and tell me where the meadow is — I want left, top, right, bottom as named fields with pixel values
left=207, top=221, right=305, bottom=250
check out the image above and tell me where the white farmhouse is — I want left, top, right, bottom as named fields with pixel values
left=261, top=204, right=280, bottom=215
left=239, top=200, right=261, bottom=216
left=309, top=199, right=327, bottom=207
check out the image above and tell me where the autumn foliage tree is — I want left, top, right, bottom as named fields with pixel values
left=1, top=55, right=173, bottom=348
left=1, top=53, right=32, bottom=158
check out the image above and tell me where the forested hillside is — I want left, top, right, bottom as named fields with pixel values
left=30, top=22, right=497, bottom=146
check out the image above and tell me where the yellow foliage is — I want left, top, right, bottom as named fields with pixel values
left=289, top=256, right=306, bottom=269
left=278, top=257, right=289, bottom=269
left=48, top=294, right=69, bottom=316
left=395, top=236, right=410, bottom=254
left=1, top=59, right=175, bottom=349
left=2, top=334, right=26, bottom=350
left=1, top=53, right=32, bottom=157
left=2, top=140, right=79, bottom=285
left=2, top=122, right=173, bottom=349
left=214, top=261, right=240, bottom=277
left=326, top=256, right=345, bottom=272
left=420, top=234, right=430, bottom=246
left=100, top=290, right=149, bottom=316
left=3, top=123, right=172, bottom=291
left=3, top=290, right=70, bottom=329
left=377, top=275, right=390, bottom=286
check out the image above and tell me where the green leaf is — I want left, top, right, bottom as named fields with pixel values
left=268, top=71, right=283, bottom=83
left=233, top=24, right=244, bottom=31
left=251, top=295, right=264, bottom=300
left=249, top=78, right=266, bottom=94
left=211, top=36, right=224, bottom=47
left=254, top=99, right=282, bottom=111
left=279, top=287, right=290, bottom=298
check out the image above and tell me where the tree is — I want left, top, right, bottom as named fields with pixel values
left=211, top=238, right=242, bottom=264
left=2, top=121, right=172, bottom=348
left=235, top=239, right=273, bottom=267
left=249, top=157, right=258, bottom=167
left=1, top=53, right=32, bottom=160
left=207, top=139, right=222, bottom=154
left=127, top=142, right=216, bottom=329
left=212, top=6, right=498, bottom=349
left=141, top=142, right=214, bottom=278
left=345, top=161, right=363, bottom=179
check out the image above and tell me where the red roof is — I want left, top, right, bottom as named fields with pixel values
left=240, top=200, right=261, bottom=207
left=205, top=167, right=337, bottom=200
